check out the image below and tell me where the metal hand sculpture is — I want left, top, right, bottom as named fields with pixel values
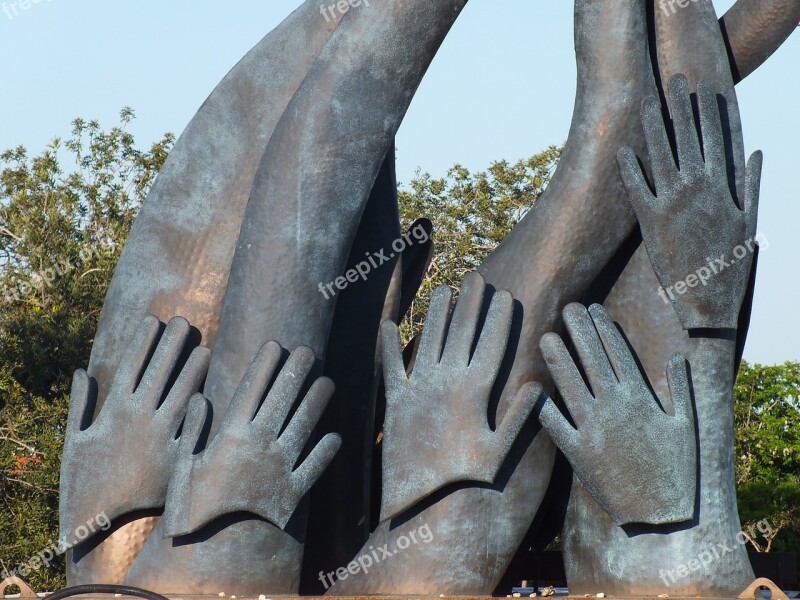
left=69, top=2, right=343, bottom=582
left=537, top=303, right=696, bottom=526
left=114, top=2, right=467, bottom=591
left=314, top=1, right=795, bottom=595
left=379, top=272, right=540, bottom=522
left=163, top=343, right=341, bottom=535
left=341, top=1, right=660, bottom=592
left=561, top=71, right=761, bottom=597
left=617, top=74, right=762, bottom=330
left=60, top=316, right=209, bottom=540
left=57, top=0, right=799, bottom=594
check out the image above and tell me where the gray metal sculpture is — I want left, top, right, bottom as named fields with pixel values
left=163, top=344, right=341, bottom=534
left=379, top=272, right=539, bottom=522
left=65, top=1, right=340, bottom=584
left=559, top=72, right=762, bottom=598
left=60, top=317, right=209, bottom=539
left=56, top=0, right=799, bottom=596
left=537, top=303, right=697, bottom=526
left=618, top=75, right=761, bottom=330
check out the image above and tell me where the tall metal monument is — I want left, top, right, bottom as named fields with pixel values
left=58, top=0, right=800, bottom=595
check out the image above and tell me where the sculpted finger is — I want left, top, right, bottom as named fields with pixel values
left=67, top=369, right=95, bottom=433
left=666, top=354, right=693, bottom=422
left=380, top=319, right=407, bottom=399
left=280, top=376, right=335, bottom=462
left=540, top=331, right=592, bottom=425
left=744, top=150, right=763, bottom=236
left=109, top=315, right=161, bottom=398
left=617, top=146, right=656, bottom=214
left=495, top=382, right=541, bottom=455
left=416, top=284, right=453, bottom=366
left=291, top=433, right=342, bottom=502
left=697, top=81, right=726, bottom=178
left=257, top=345, right=316, bottom=435
left=470, top=289, right=513, bottom=383
left=177, top=392, right=211, bottom=457
left=562, top=303, right=616, bottom=396
left=227, top=340, right=283, bottom=427
left=137, top=316, right=191, bottom=408
left=442, top=272, right=486, bottom=365
left=668, top=74, right=703, bottom=175
left=641, top=96, right=677, bottom=191
left=535, top=395, right=580, bottom=460
left=587, top=304, right=638, bottom=382
left=161, top=346, right=211, bottom=429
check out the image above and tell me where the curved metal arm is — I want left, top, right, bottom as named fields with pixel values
left=720, top=0, right=800, bottom=83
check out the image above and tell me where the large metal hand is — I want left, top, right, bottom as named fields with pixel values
left=163, top=343, right=341, bottom=535
left=536, top=303, right=697, bottom=526
left=617, top=74, right=762, bottom=330
left=379, top=272, right=540, bottom=522
left=60, top=316, right=210, bottom=539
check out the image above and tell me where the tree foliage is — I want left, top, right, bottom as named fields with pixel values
left=734, top=360, right=800, bottom=553
left=0, top=369, right=66, bottom=588
left=397, top=147, right=562, bottom=341
left=0, top=110, right=173, bottom=590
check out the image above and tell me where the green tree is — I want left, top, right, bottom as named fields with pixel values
left=734, top=361, right=800, bottom=554
left=397, top=146, right=562, bottom=342
left=0, top=368, right=66, bottom=587
left=0, top=109, right=173, bottom=590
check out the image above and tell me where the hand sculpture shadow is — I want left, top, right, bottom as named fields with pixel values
left=60, top=316, right=210, bottom=539
left=536, top=303, right=697, bottom=526
left=379, top=271, right=541, bottom=522
left=617, top=74, right=762, bottom=330
left=163, top=342, right=342, bottom=535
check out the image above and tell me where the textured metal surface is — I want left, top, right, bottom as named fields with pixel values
left=537, top=303, right=697, bottom=526
left=67, top=515, right=160, bottom=585
left=121, top=0, right=467, bottom=594
left=720, top=0, right=800, bottom=83
left=333, top=1, right=658, bottom=593
left=203, top=0, right=468, bottom=417
left=163, top=344, right=341, bottom=535
left=617, top=75, right=761, bottom=329
left=379, top=272, right=540, bottom=522
left=69, top=0, right=343, bottom=584
left=564, top=2, right=759, bottom=592
left=87, top=0, right=339, bottom=410
left=60, top=316, right=209, bottom=540
left=124, top=515, right=303, bottom=596
left=58, top=0, right=800, bottom=594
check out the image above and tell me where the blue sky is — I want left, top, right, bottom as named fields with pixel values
left=0, top=1, right=797, bottom=363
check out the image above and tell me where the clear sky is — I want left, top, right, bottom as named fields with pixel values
left=1, top=1, right=797, bottom=363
